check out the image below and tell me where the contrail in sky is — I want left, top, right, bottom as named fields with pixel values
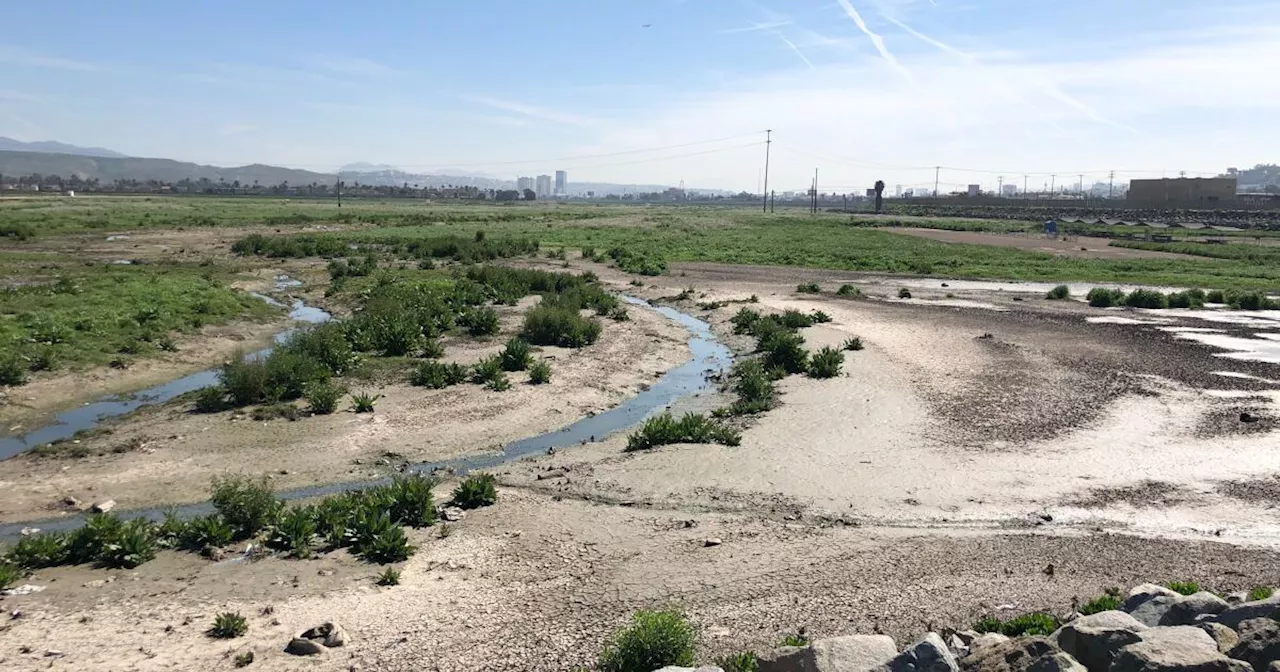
left=835, top=0, right=909, bottom=79
left=776, top=33, right=816, bottom=69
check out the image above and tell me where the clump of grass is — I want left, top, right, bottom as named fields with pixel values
left=598, top=609, right=696, bottom=672
left=1225, top=289, right=1279, bottom=310
left=974, top=612, right=1060, bottom=637
left=780, top=632, right=810, bottom=647
left=836, top=284, right=861, bottom=297
left=269, top=506, right=318, bottom=559
left=1079, top=588, right=1124, bottom=615
left=842, top=337, right=864, bottom=351
left=521, top=305, right=601, bottom=347
left=1206, top=289, right=1226, bottom=304
left=809, top=310, right=832, bottom=324
left=759, top=329, right=808, bottom=375
left=728, top=359, right=775, bottom=415
left=626, top=412, right=741, bottom=451
left=1166, top=580, right=1201, bottom=596
left=807, top=347, right=844, bottom=379
left=378, top=566, right=401, bottom=586
left=251, top=402, right=301, bottom=422
left=67, top=512, right=124, bottom=564
left=193, top=385, right=228, bottom=413
left=471, top=355, right=512, bottom=391
left=460, top=307, right=501, bottom=337
left=304, top=380, right=345, bottom=415
left=1166, top=288, right=1206, bottom=309
left=1086, top=287, right=1125, bottom=308
left=350, top=391, right=381, bottom=413
left=0, top=562, right=22, bottom=590
left=528, top=359, right=552, bottom=385
left=499, top=338, right=532, bottom=372
left=354, top=518, right=414, bottom=564
left=897, top=288, right=912, bottom=299
left=411, top=360, right=468, bottom=389
left=1125, top=288, right=1169, bottom=309
left=98, top=518, right=158, bottom=568
left=1046, top=285, right=1071, bottom=300
left=609, top=305, right=630, bottom=321
left=0, top=354, right=27, bottom=386
left=452, top=473, right=498, bottom=509
left=797, top=282, right=821, bottom=294
left=730, top=307, right=761, bottom=334
left=233, top=651, right=254, bottom=668
left=210, top=475, right=282, bottom=541
left=718, top=652, right=759, bottom=672
left=208, top=612, right=248, bottom=639
left=6, top=531, right=71, bottom=569
left=779, top=309, right=813, bottom=329
left=1248, top=586, right=1274, bottom=601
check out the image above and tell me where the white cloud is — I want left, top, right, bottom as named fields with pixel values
left=719, top=19, right=793, bottom=34
left=460, top=95, right=602, bottom=128
left=0, top=46, right=101, bottom=72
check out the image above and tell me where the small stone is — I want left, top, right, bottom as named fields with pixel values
left=83, top=579, right=109, bottom=588
left=91, top=500, right=116, bottom=513
left=285, top=638, right=327, bottom=656
left=62, top=496, right=81, bottom=507
left=441, top=507, right=465, bottom=522
left=318, top=569, right=335, bottom=577
left=19, top=527, right=41, bottom=536
left=201, top=546, right=225, bottom=561
left=45, top=650, right=65, bottom=658
left=703, top=538, right=722, bottom=547
left=300, top=621, right=348, bottom=648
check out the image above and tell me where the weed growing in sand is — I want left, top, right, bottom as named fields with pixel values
left=1079, top=588, right=1123, bottom=615
left=252, top=402, right=302, bottom=422
left=1124, top=288, right=1168, bottom=309
left=355, top=519, right=414, bottom=564
left=350, top=391, right=381, bottom=413
left=6, top=531, right=71, bottom=569
left=0, top=562, right=23, bottom=590
left=609, top=305, right=630, bottom=321
left=521, top=305, right=601, bottom=347
left=411, top=360, right=468, bottom=389
left=797, top=282, right=821, bottom=294
left=221, top=350, right=330, bottom=407
left=304, top=380, right=345, bottom=415
left=284, top=323, right=358, bottom=375
left=270, top=507, right=318, bottom=559
left=182, top=515, right=234, bottom=549
left=898, top=288, right=912, bottom=299
left=233, top=651, right=254, bottom=668
left=1166, top=581, right=1201, bottom=596
left=836, top=284, right=862, bottom=297
left=974, top=612, right=1060, bottom=637
left=460, top=307, right=501, bottom=337
left=471, top=355, right=511, bottom=391
left=808, top=347, right=844, bottom=379
left=759, top=330, right=808, bottom=375
left=842, top=337, right=864, bottom=351
left=779, top=632, right=810, bottom=647
left=67, top=512, right=124, bottom=564
left=809, top=310, right=832, bottom=324
left=528, top=359, right=552, bottom=385
left=452, top=474, right=498, bottom=510
left=1249, top=586, right=1274, bottom=601
left=95, top=518, right=158, bottom=568
left=625, top=412, right=741, bottom=451
left=378, top=566, right=401, bottom=586
left=388, top=474, right=438, bottom=528
left=1046, top=285, right=1070, bottom=300
left=211, top=475, right=283, bottom=541
left=598, top=609, right=696, bottom=672
left=1086, top=287, right=1125, bottom=308
left=779, top=309, right=813, bottom=329
left=718, top=652, right=759, bottom=672
left=155, top=508, right=187, bottom=548
left=728, top=359, right=775, bottom=415
left=500, top=337, right=533, bottom=372
left=731, top=307, right=762, bottom=334
left=1205, top=289, right=1226, bottom=304
left=209, top=612, right=248, bottom=639
left=607, top=246, right=667, bottom=276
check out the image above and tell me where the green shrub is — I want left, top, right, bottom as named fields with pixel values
left=350, top=391, right=381, bottom=413
left=99, top=518, right=158, bottom=568
left=418, top=337, right=445, bottom=359
left=270, top=506, right=317, bottom=558
left=0, top=354, right=28, bottom=386
left=155, top=508, right=187, bottom=548
left=974, top=612, right=1060, bottom=637
left=209, top=612, right=248, bottom=639
left=810, top=310, right=832, bottom=324
left=1206, top=289, right=1226, bottom=304
left=607, top=247, right=667, bottom=276
left=836, top=284, right=861, bottom=297
left=378, top=566, right=401, bottom=586
left=582, top=246, right=596, bottom=259
left=411, top=360, right=468, bottom=389
left=234, top=651, right=254, bottom=668
left=1125, top=288, right=1168, bottom=309
left=1166, top=290, right=1205, bottom=309
left=1086, top=287, right=1125, bottom=308
left=1079, top=589, right=1123, bottom=615
left=6, top=532, right=71, bottom=569
left=67, top=512, right=124, bottom=564
left=609, top=305, right=630, bottom=321
left=305, top=380, right=345, bottom=415
left=626, top=412, right=741, bottom=451
left=388, top=474, right=438, bottom=527
left=211, top=475, right=282, bottom=540
left=528, top=359, right=552, bottom=384
left=193, top=385, right=228, bottom=413
left=500, top=338, right=533, bottom=371
left=357, top=524, right=414, bottom=564
left=1225, top=289, right=1278, bottom=310
left=729, top=359, right=775, bottom=415
left=780, top=633, right=810, bottom=647
left=730, top=308, right=761, bottom=334
left=808, top=347, right=844, bottom=379
left=759, top=330, right=808, bottom=375
left=182, top=514, right=234, bottom=549
left=779, top=309, right=813, bottom=329
left=718, top=652, right=759, bottom=672
left=797, top=282, right=821, bottom=294
left=898, top=288, right=912, bottom=299
left=461, top=307, right=501, bottom=336
left=0, top=563, right=22, bottom=590
left=284, top=322, right=357, bottom=375
left=842, top=337, right=864, bottom=351
left=452, top=473, right=498, bottom=509
left=598, top=609, right=696, bottom=672
left=521, top=306, right=602, bottom=347
left=221, top=351, right=330, bottom=406
left=1046, top=285, right=1070, bottom=300
left=471, top=355, right=511, bottom=391
left=251, top=402, right=301, bottom=422
left=29, top=346, right=58, bottom=371
left=1167, top=581, right=1201, bottom=596
left=1248, top=586, right=1274, bottom=601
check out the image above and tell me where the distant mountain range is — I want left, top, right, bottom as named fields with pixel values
left=0, top=137, right=128, bottom=159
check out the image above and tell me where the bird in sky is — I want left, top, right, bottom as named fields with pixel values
left=642, top=24, right=651, bottom=28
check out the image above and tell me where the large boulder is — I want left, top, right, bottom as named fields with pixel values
left=959, top=637, right=1084, bottom=672
left=1129, top=596, right=1183, bottom=628
left=1209, top=595, right=1280, bottom=629
left=284, top=638, right=327, bottom=656
left=1199, top=623, right=1241, bottom=654
left=1227, top=618, right=1280, bottom=671
left=875, top=633, right=957, bottom=672
left=1123, top=584, right=1181, bottom=613
left=1052, top=610, right=1147, bottom=671
left=1161, top=592, right=1230, bottom=626
left=1111, top=626, right=1251, bottom=672
left=758, top=635, right=898, bottom=672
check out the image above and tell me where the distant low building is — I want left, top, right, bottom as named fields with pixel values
left=967, top=184, right=980, bottom=196
left=1128, top=177, right=1236, bottom=204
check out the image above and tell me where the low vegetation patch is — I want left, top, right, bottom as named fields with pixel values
left=211, top=475, right=283, bottom=541
left=378, top=566, right=401, bottom=586
left=528, top=359, right=552, bottom=385
left=1086, top=287, right=1126, bottom=308
left=842, top=337, right=864, bottom=351
left=974, top=612, right=1060, bottom=637
left=521, top=305, right=602, bottom=347
left=1249, top=586, right=1274, bottom=601
left=717, top=652, right=760, bottom=672
left=607, top=246, right=667, bottom=276
left=598, top=609, right=696, bottom=672
left=1124, top=288, right=1169, bottom=309
left=807, top=347, right=844, bottom=379
left=626, top=412, right=741, bottom=451
left=349, top=391, right=381, bottom=413
left=836, top=284, right=862, bottom=297
left=411, top=360, right=468, bottom=389
left=726, top=359, right=776, bottom=415
left=1166, top=580, right=1201, bottom=596
left=797, top=282, right=821, bottom=294
left=304, top=380, right=345, bottom=415
left=452, top=473, right=498, bottom=510
left=209, top=612, right=248, bottom=639
left=499, top=337, right=532, bottom=371
left=1078, top=588, right=1123, bottom=615
left=1046, top=284, right=1070, bottom=300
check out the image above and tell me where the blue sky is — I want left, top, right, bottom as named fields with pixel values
left=1, top=0, right=1276, bottom=191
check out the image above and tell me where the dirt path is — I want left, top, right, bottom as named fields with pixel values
left=885, top=227, right=1189, bottom=259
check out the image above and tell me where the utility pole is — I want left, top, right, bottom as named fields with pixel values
left=336, top=172, right=342, bottom=208
left=1108, top=170, right=1115, bottom=199
left=998, top=176, right=1004, bottom=198
left=762, top=129, right=772, bottom=214
left=934, top=166, right=940, bottom=198
left=811, top=168, right=819, bottom=214
left=1024, top=175, right=1028, bottom=197
left=1078, top=174, right=1084, bottom=196
left=770, top=190, right=775, bottom=213
left=1050, top=174, right=1056, bottom=196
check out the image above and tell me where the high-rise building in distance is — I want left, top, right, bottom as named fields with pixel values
left=536, top=175, right=552, bottom=199
left=554, top=171, right=567, bottom=196
left=516, top=176, right=534, bottom=192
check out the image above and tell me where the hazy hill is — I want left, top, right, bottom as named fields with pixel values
left=0, top=137, right=128, bottom=159
left=0, top=150, right=334, bottom=185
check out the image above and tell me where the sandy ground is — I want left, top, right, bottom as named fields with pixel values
left=884, top=227, right=1191, bottom=259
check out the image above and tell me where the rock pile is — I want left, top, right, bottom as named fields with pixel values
left=666, top=582, right=1280, bottom=672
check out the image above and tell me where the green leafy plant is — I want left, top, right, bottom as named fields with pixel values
left=1079, top=588, right=1124, bottom=615
left=1206, top=289, right=1226, bottom=304
left=0, top=563, right=22, bottom=591
left=974, top=612, right=1060, bottom=637
left=717, top=652, right=759, bottom=672
left=842, top=337, right=864, bottom=351
left=388, top=474, right=438, bottom=527
left=780, top=632, right=810, bottom=647
left=521, top=306, right=602, bottom=347
left=350, top=391, right=382, bottom=413
left=797, top=282, right=821, bottom=294
left=1166, top=289, right=1206, bottom=309
left=1248, top=586, right=1274, bottom=601
left=759, top=330, right=808, bottom=375
left=209, top=612, right=248, bottom=639
left=461, top=307, right=501, bottom=337
left=67, top=512, right=125, bottom=564
left=233, top=651, right=254, bottom=668
left=1046, top=285, right=1070, bottom=300
left=779, top=309, right=813, bottom=329
left=305, top=380, right=345, bottom=415
left=1167, top=581, right=1201, bottom=596
left=1086, top=287, right=1126, bottom=308
left=193, top=385, right=228, bottom=413
left=6, top=531, right=71, bottom=569
left=378, top=566, right=401, bottom=586
left=598, top=609, right=696, bottom=672
left=155, top=508, right=187, bottom=548
left=452, top=473, right=498, bottom=510
left=211, top=475, right=282, bottom=540
left=609, top=305, right=630, bottom=321
left=626, top=412, right=741, bottom=451
left=182, top=514, right=234, bottom=550
left=411, top=360, right=468, bottom=389
left=1125, top=288, right=1169, bottom=309
left=528, top=359, right=552, bottom=385
left=808, top=347, right=844, bottom=379
left=357, top=524, right=414, bottom=564
left=728, top=359, right=775, bottom=415
left=836, top=284, right=862, bottom=297
left=0, top=354, right=27, bottom=386
left=898, top=288, right=912, bottom=299
left=270, top=506, right=318, bottom=559
left=99, top=518, right=158, bottom=569
left=809, top=310, right=832, bottom=324
left=499, top=338, right=533, bottom=371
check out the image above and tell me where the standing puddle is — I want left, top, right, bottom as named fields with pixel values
left=0, top=296, right=732, bottom=538
left=0, top=281, right=329, bottom=460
